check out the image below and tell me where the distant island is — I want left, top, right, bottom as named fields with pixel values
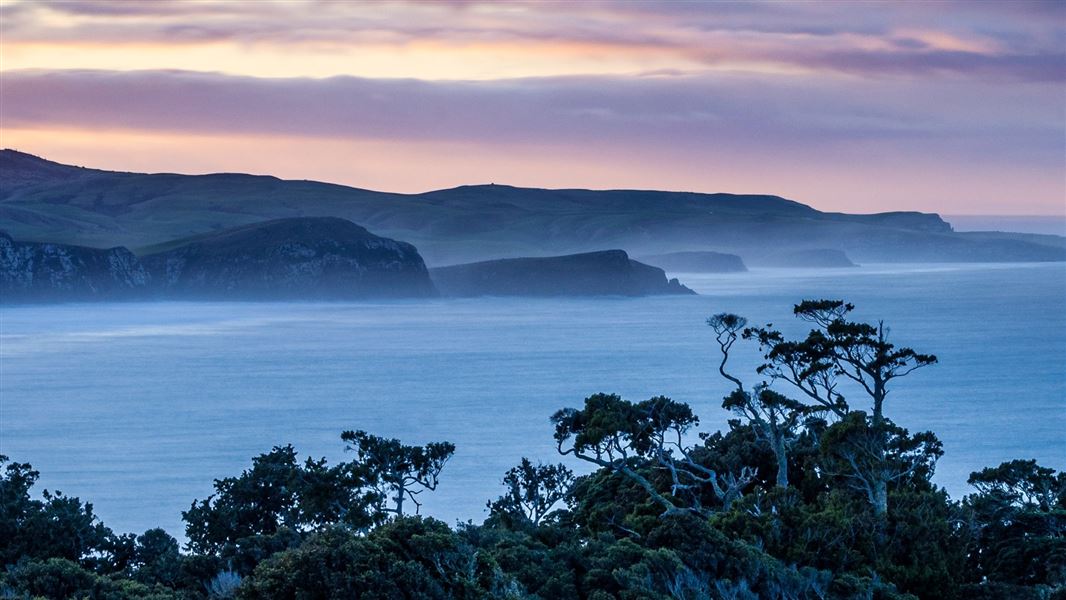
left=2, top=150, right=1062, bottom=267
left=431, top=250, right=694, bottom=297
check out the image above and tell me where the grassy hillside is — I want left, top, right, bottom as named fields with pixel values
left=2, top=150, right=1061, bottom=265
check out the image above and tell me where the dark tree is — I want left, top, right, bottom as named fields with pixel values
left=129, top=528, right=183, bottom=587
left=748, top=300, right=937, bottom=426
left=0, top=456, right=114, bottom=569
left=744, top=300, right=937, bottom=515
left=968, top=459, right=1066, bottom=512
left=723, top=386, right=813, bottom=489
left=707, top=312, right=749, bottom=391
left=488, top=458, right=574, bottom=527
left=552, top=393, right=755, bottom=517
left=183, top=445, right=377, bottom=556
left=819, top=412, right=943, bottom=515
left=709, top=312, right=818, bottom=489
left=237, top=517, right=493, bottom=599
left=963, top=460, right=1066, bottom=591
left=341, top=430, right=455, bottom=517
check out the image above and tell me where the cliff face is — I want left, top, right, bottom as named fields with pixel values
left=141, top=218, right=436, bottom=300
left=430, top=250, right=695, bottom=297
left=1, top=218, right=437, bottom=302
left=0, top=231, right=150, bottom=301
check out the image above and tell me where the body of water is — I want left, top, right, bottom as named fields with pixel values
left=2, top=263, right=1064, bottom=538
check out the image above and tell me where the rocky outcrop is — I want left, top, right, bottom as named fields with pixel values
left=0, top=231, right=150, bottom=301
left=1, top=218, right=437, bottom=302
left=430, top=250, right=695, bottom=297
left=141, top=217, right=436, bottom=299
left=639, top=251, right=747, bottom=273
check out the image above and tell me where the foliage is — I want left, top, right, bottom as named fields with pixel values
left=818, top=412, right=944, bottom=509
left=0, top=557, right=182, bottom=600
left=487, top=458, right=575, bottom=528
left=182, top=444, right=378, bottom=559
left=236, top=518, right=495, bottom=599
left=963, top=459, right=1066, bottom=591
left=341, top=430, right=456, bottom=517
left=0, top=456, right=114, bottom=570
left=553, top=393, right=756, bottom=517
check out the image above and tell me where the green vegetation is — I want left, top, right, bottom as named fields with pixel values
left=2, top=300, right=1063, bottom=599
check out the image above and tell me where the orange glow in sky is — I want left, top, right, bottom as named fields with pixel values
left=1, top=0, right=1063, bottom=215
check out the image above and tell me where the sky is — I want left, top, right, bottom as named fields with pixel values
left=1, top=0, right=1064, bottom=215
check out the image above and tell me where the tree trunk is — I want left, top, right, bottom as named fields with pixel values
left=872, top=380, right=885, bottom=428
left=394, top=482, right=405, bottom=516
left=773, top=437, right=789, bottom=488
left=873, top=479, right=888, bottom=516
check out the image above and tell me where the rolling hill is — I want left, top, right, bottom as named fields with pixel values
left=1, top=150, right=1062, bottom=266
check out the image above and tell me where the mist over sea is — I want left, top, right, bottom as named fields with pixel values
left=946, top=215, right=1066, bottom=236
left=2, top=263, right=1064, bottom=539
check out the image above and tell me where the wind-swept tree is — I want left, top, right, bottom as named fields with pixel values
left=747, top=300, right=937, bottom=426
left=742, top=300, right=938, bottom=515
left=819, top=411, right=943, bottom=515
left=552, top=393, right=755, bottom=517
left=722, top=386, right=813, bottom=489
left=341, top=430, right=455, bottom=517
left=488, top=458, right=574, bottom=527
left=709, top=313, right=819, bottom=488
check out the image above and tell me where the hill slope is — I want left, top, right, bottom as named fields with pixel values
left=141, top=217, right=436, bottom=299
left=2, top=150, right=1061, bottom=265
left=430, top=250, right=694, bottom=297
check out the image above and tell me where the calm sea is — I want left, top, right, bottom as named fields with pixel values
left=2, top=263, right=1064, bottom=539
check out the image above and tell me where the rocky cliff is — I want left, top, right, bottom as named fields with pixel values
left=141, top=218, right=436, bottom=300
left=1, top=218, right=437, bottom=302
left=430, top=250, right=695, bottom=297
left=0, top=231, right=150, bottom=301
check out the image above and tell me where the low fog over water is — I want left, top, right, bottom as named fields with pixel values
left=2, top=263, right=1064, bottom=539
left=946, top=215, right=1066, bottom=236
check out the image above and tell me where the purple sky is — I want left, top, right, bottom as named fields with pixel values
left=1, top=1, right=1063, bottom=215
